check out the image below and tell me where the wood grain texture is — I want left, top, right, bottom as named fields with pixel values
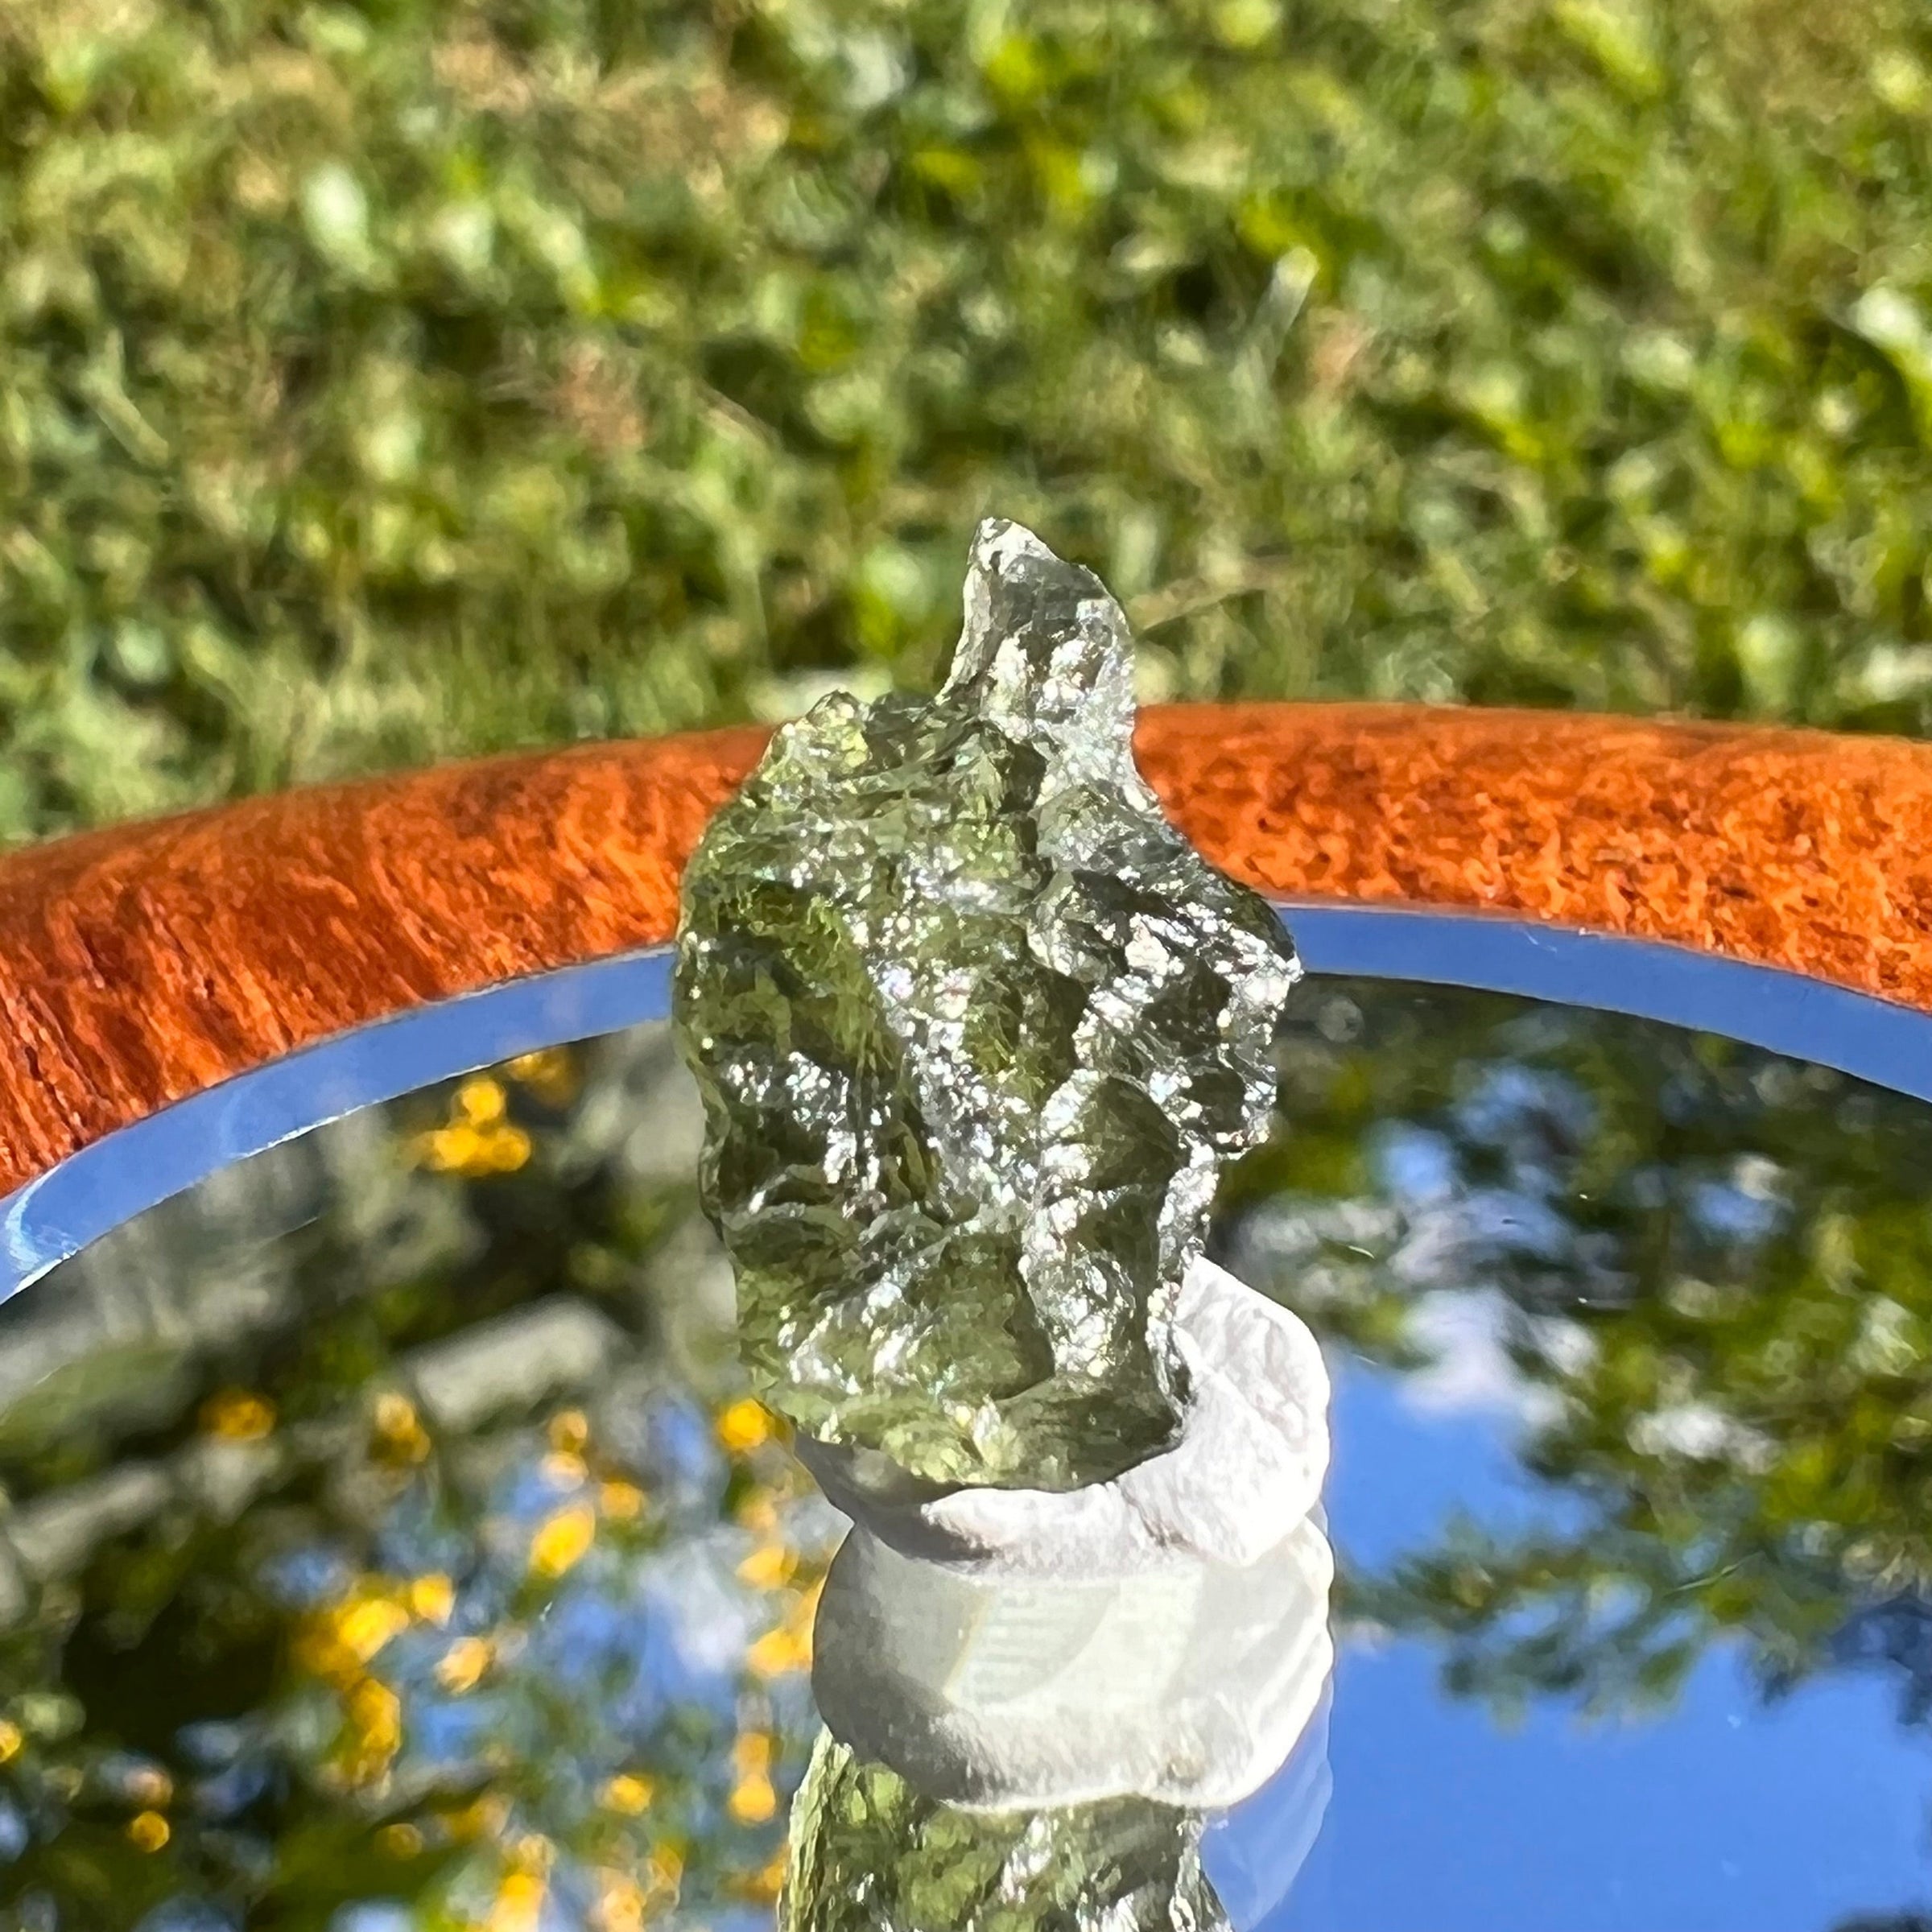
left=3, top=702, right=1932, bottom=1199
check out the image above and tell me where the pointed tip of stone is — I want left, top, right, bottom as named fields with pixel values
left=969, top=516, right=1058, bottom=572
left=944, top=514, right=1138, bottom=744
left=962, top=515, right=1121, bottom=625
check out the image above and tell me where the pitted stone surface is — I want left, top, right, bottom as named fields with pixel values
left=675, top=520, right=1300, bottom=1489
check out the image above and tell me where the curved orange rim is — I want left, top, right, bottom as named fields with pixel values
left=2, top=701, right=1930, bottom=1202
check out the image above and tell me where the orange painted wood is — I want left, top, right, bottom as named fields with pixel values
left=2, top=702, right=1931, bottom=1199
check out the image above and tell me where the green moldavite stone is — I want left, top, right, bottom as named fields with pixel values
left=781, top=1733, right=1230, bottom=1932
left=674, top=519, right=1300, bottom=1489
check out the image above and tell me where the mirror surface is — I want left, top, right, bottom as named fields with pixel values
left=2, top=978, right=1930, bottom=1932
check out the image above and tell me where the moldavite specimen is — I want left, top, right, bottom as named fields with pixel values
left=674, top=519, right=1299, bottom=1489
left=781, top=1733, right=1230, bottom=1932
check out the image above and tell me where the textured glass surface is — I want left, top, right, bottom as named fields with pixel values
left=2, top=979, right=1930, bottom=1930
left=674, top=522, right=1299, bottom=1491
left=782, top=1734, right=1226, bottom=1932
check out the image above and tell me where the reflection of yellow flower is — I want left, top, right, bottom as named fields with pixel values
left=716, top=1398, right=772, bottom=1453
left=646, top=1843, right=685, bottom=1899
left=436, top=1636, right=493, bottom=1694
left=460, top=1076, right=507, bottom=1125
left=486, top=1871, right=547, bottom=1932
left=299, top=1585, right=415, bottom=1686
left=746, top=1625, right=810, bottom=1678
left=734, top=1489, right=780, bottom=1535
left=599, top=1772, right=656, bottom=1815
left=758, top=1845, right=791, bottom=1901
left=599, top=1480, right=646, bottom=1521
left=409, top=1572, right=456, bottom=1624
left=590, top=1847, right=679, bottom=1932
left=201, top=1389, right=275, bottom=1440
left=346, top=1677, right=402, bottom=1777
left=747, top=1577, right=822, bottom=1678
left=548, top=1408, right=590, bottom=1452
left=440, top=1792, right=511, bottom=1842
left=372, top=1391, right=432, bottom=1461
left=592, top=1873, right=646, bottom=1932
left=530, top=1499, right=597, bottom=1578
left=728, top=1774, right=777, bottom=1823
left=409, top=1076, right=533, bottom=1176
left=510, top=1833, right=555, bottom=1875
left=0, top=1720, right=22, bottom=1765
left=337, top=1596, right=411, bottom=1664
left=736, top=1542, right=797, bottom=1589
left=128, top=1810, right=171, bottom=1852
left=733, top=1845, right=791, bottom=1904
left=506, top=1047, right=580, bottom=1107
left=728, top=1730, right=778, bottom=1822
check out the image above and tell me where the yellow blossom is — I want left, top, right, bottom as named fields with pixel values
left=372, top=1391, right=432, bottom=1460
left=510, top=1832, right=555, bottom=1874
left=409, top=1573, right=456, bottom=1624
left=749, top=1845, right=791, bottom=1901
left=748, top=1575, right=821, bottom=1678
left=599, top=1480, right=646, bottom=1521
left=592, top=1873, right=647, bottom=1932
left=547, top=1408, right=589, bottom=1452
left=344, top=1677, right=402, bottom=1780
left=506, top=1048, right=580, bottom=1106
left=457, top=1076, right=507, bottom=1125
left=440, top=1792, right=510, bottom=1841
left=728, top=1774, right=777, bottom=1823
left=436, top=1636, right=493, bottom=1694
left=336, top=1596, right=411, bottom=1664
left=734, top=1490, right=780, bottom=1535
left=716, top=1398, right=772, bottom=1453
left=530, top=1499, right=597, bottom=1578
left=600, top=1772, right=656, bottom=1815
left=128, top=1810, right=170, bottom=1852
left=736, top=1543, right=797, bottom=1590
left=745, top=1625, right=811, bottom=1678
left=487, top=1871, right=546, bottom=1932
left=409, top=1077, right=532, bottom=1175
left=201, top=1389, right=275, bottom=1440
left=0, top=1720, right=23, bottom=1764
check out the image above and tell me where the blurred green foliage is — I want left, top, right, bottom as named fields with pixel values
left=6, top=0, right=1932, bottom=844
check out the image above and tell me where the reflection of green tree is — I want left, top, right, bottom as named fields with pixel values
left=12, top=980, right=1932, bottom=1927
left=1221, top=979, right=1932, bottom=1726
left=0, top=1034, right=832, bottom=1932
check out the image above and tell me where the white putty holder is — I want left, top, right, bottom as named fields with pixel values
left=804, top=1257, right=1335, bottom=1811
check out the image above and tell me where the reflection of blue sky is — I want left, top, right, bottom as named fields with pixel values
left=1355, top=1055, right=1789, bottom=1313
left=1686, top=1171, right=1787, bottom=1248
left=1449, top=1063, right=1594, bottom=1168
left=1214, top=1361, right=1932, bottom=1932
left=1373, top=1125, right=1459, bottom=1206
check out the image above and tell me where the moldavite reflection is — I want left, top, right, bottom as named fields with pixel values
left=784, top=1736, right=1229, bottom=1932
left=674, top=518, right=1301, bottom=1491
